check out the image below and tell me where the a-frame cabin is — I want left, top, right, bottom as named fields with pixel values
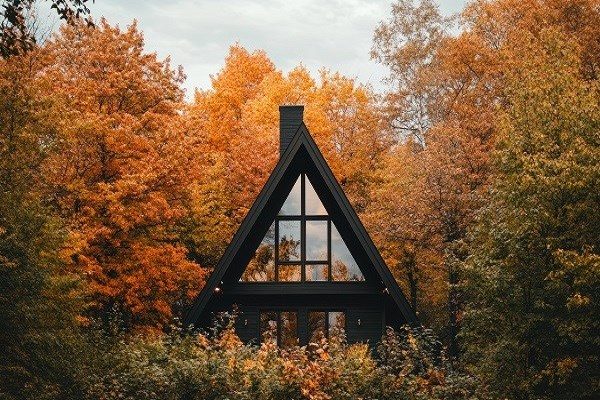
left=185, top=106, right=418, bottom=347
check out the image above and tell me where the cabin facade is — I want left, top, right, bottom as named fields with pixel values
left=185, top=106, right=418, bottom=346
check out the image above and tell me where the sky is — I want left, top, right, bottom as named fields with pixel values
left=80, top=0, right=468, bottom=98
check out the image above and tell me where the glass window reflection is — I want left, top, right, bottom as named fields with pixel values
left=306, top=220, right=328, bottom=261
left=305, top=176, right=327, bottom=215
left=331, top=224, right=364, bottom=281
left=278, top=220, right=300, bottom=262
left=260, top=311, right=278, bottom=345
left=279, top=176, right=301, bottom=215
left=278, top=264, right=301, bottom=282
left=260, top=311, right=298, bottom=348
left=305, top=264, right=328, bottom=281
left=241, top=173, right=367, bottom=283
left=240, top=222, right=275, bottom=282
left=279, top=311, right=298, bottom=348
left=308, top=311, right=346, bottom=343
left=329, top=311, right=346, bottom=337
left=308, top=311, right=327, bottom=343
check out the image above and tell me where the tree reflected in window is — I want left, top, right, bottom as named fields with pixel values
left=260, top=311, right=298, bottom=348
left=329, top=311, right=346, bottom=337
left=278, top=220, right=300, bottom=262
left=240, top=222, right=275, bottom=282
left=308, top=311, right=346, bottom=345
left=308, top=311, right=327, bottom=343
left=260, top=311, right=278, bottom=345
left=280, top=311, right=298, bottom=348
left=331, top=224, right=364, bottom=281
left=278, top=264, right=301, bottom=281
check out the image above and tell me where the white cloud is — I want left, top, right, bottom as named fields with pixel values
left=88, top=0, right=467, bottom=99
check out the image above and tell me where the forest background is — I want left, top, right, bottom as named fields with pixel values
left=0, top=0, right=598, bottom=399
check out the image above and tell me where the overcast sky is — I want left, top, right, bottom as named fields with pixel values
left=81, top=0, right=467, bottom=98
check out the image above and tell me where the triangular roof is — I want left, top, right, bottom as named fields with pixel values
left=184, top=123, right=419, bottom=327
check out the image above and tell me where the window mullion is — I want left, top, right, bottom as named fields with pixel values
left=301, top=173, right=306, bottom=282
left=327, top=219, right=332, bottom=281
left=275, top=220, right=279, bottom=281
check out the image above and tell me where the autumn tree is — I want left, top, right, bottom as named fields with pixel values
left=363, top=148, right=443, bottom=322
left=371, top=0, right=452, bottom=147
left=41, top=20, right=206, bottom=331
left=181, top=45, right=277, bottom=267
left=185, top=45, right=390, bottom=267
left=370, top=0, right=492, bottom=357
left=462, top=26, right=600, bottom=399
left=371, top=0, right=600, bottom=359
left=0, top=48, right=94, bottom=399
left=304, top=69, right=393, bottom=213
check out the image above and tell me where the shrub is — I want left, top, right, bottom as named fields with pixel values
left=77, top=320, right=480, bottom=400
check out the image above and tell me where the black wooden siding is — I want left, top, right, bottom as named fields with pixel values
left=225, top=282, right=380, bottom=296
left=207, top=293, right=388, bottom=346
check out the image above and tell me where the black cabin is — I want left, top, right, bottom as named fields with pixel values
left=185, top=106, right=418, bottom=346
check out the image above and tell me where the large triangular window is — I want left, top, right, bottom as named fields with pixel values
left=240, top=174, right=364, bottom=282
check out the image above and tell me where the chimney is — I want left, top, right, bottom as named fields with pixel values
left=279, top=105, right=304, bottom=156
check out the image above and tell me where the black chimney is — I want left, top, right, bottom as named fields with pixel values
left=279, top=105, right=304, bottom=156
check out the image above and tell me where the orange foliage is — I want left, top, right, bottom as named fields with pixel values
left=369, top=0, right=600, bottom=346
left=185, top=45, right=391, bottom=263
left=40, top=20, right=206, bottom=330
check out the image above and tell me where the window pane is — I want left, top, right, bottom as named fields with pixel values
left=331, top=224, right=364, bottom=281
left=278, top=264, right=301, bottom=282
left=240, top=222, right=275, bottom=281
left=306, top=220, right=328, bottom=261
left=305, top=264, right=328, bottom=281
left=308, top=311, right=327, bottom=343
left=260, top=311, right=278, bottom=345
left=279, top=176, right=301, bottom=215
left=279, top=311, right=298, bottom=348
left=278, top=220, right=300, bottom=261
left=329, top=312, right=346, bottom=338
left=305, top=176, right=327, bottom=215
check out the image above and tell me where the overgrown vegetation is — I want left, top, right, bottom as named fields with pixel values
left=2, top=313, right=481, bottom=400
